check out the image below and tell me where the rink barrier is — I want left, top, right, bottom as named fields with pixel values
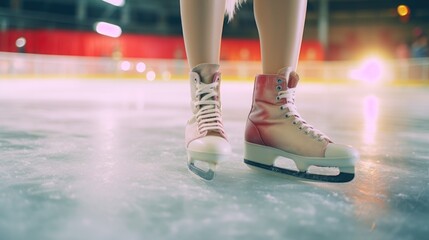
left=1, top=52, right=429, bottom=85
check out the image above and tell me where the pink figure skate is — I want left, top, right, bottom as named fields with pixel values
left=185, top=64, right=231, bottom=180
left=244, top=67, right=358, bottom=182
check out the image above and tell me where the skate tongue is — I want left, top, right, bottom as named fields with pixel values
left=192, top=64, right=222, bottom=132
left=277, top=67, right=299, bottom=88
left=192, top=63, right=220, bottom=84
left=192, top=63, right=221, bottom=104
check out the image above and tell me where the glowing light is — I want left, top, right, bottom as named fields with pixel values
left=94, top=21, right=122, bottom=38
left=120, top=61, right=131, bottom=71
left=136, top=62, right=146, bottom=73
left=348, top=56, right=386, bottom=83
left=15, top=37, right=26, bottom=48
left=162, top=71, right=171, bottom=81
left=361, top=57, right=383, bottom=82
left=146, top=71, right=156, bottom=81
left=397, top=5, right=409, bottom=17
left=102, top=0, right=125, bottom=7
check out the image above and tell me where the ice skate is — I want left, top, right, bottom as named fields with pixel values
left=185, top=63, right=231, bottom=180
left=244, top=67, right=359, bottom=182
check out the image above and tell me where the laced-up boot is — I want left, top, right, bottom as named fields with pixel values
left=244, top=67, right=359, bottom=182
left=186, top=63, right=231, bottom=180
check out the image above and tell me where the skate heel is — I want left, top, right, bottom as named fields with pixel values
left=244, top=141, right=308, bottom=172
left=244, top=141, right=278, bottom=166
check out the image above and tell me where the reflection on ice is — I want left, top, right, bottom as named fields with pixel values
left=0, top=80, right=428, bottom=240
left=362, top=95, right=379, bottom=145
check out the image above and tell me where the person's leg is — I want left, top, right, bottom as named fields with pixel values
left=180, top=0, right=231, bottom=180
left=180, top=0, right=225, bottom=68
left=244, top=0, right=359, bottom=182
left=254, top=0, right=306, bottom=73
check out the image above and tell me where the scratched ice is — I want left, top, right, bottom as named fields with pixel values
left=0, top=78, right=428, bottom=240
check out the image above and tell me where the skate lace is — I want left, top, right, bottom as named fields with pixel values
left=278, top=88, right=328, bottom=141
left=194, top=81, right=224, bottom=134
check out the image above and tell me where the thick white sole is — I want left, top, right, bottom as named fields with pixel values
left=244, top=141, right=356, bottom=174
left=187, top=150, right=229, bottom=164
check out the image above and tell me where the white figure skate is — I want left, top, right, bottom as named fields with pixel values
left=185, top=63, right=231, bottom=180
left=244, top=67, right=359, bottom=182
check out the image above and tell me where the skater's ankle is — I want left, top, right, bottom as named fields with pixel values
left=192, top=63, right=220, bottom=84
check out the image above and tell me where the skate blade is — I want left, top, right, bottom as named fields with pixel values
left=187, top=162, right=215, bottom=181
left=244, top=159, right=354, bottom=183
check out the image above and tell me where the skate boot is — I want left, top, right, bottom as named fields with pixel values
left=185, top=63, right=231, bottom=180
left=244, top=67, right=359, bottom=182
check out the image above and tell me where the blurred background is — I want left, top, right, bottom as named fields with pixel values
left=1, top=2, right=429, bottom=239
left=0, top=0, right=428, bottom=83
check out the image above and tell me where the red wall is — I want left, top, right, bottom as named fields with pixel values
left=0, top=30, right=324, bottom=61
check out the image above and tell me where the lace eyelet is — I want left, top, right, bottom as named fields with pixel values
left=285, top=114, right=290, bottom=118
left=280, top=106, right=284, bottom=110
left=304, top=131, right=309, bottom=135
left=298, top=126, right=302, bottom=129
left=292, top=121, right=297, bottom=125
left=277, top=78, right=282, bottom=83
left=276, top=96, right=280, bottom=101
left=276, top=85, right=282, bottom=91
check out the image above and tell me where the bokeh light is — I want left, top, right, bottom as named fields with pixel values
left=94, top=21, right=122, bottom=38
left=348, top=56, right=387, bottom=83
left=397, top=5, right=409, bottom=17
left=120, top=61, right=131, bottom=71
left=136, top=62, right=146, bottom=73
left=15, top=37, right=26, bottom=48
left=146, top=71, right=156, bottom=81
left=360, top=57, right=384, bottom=82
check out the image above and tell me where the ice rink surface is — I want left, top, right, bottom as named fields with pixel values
left=0, top=78, right=428, bottom=240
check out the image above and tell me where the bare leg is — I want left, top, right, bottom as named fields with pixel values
left=180, top=0, right=226, bottom=68
left=254, top=0, right=307, bottom=74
